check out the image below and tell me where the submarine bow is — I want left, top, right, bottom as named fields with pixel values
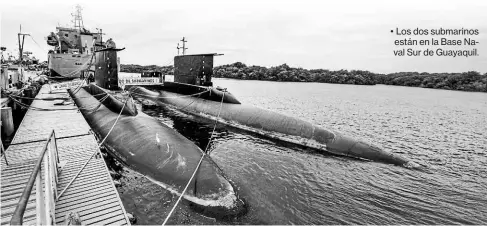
left=68, top=84, right=246, bottom=218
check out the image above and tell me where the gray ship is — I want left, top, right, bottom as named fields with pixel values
left=46, top=5, right=111, bottom=80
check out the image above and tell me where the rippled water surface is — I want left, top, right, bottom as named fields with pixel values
left=112, top=75, right=487, bottom=225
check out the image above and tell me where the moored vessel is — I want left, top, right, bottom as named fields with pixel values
left=125, top=42, right=418, bottom=168
left=46, top=5, right=107, bottom=80
left=68, top=45, right=246, bottom=218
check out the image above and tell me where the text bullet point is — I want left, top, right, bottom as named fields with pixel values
left=391, top=30, right=393, bottom=33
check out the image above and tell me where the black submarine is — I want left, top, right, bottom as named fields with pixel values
left=68, top=48, right=246, bottom=218
left=126, top=53, right=419, bottom=168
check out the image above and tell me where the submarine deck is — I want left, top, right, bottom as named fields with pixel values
left=0, top=85, right=130, bottom=225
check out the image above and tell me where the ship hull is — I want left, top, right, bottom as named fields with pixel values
left=129, top=85, right=416, bottom=167
left=68, top=84, right=246, bottom=218
left=48, top=53, right=93, bottom=79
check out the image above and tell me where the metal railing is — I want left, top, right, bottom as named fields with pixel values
left=1, top=139, right=8, bottom=165
left=10, top=130, right=60, bottom=225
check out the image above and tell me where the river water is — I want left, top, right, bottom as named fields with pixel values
left=111, top=74, right=487, bottom=225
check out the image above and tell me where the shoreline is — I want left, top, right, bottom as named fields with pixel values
left=120, top=63, right=487, bottom=93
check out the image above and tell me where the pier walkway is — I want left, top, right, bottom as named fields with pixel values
left=1, top=84, right=130, bottom=225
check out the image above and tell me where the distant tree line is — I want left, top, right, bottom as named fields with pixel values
left=120, top=63, right=487, bottom=92
left=214, top=62, right=487, bottom=92
left=120, top=64, right=174, bottom=75
left=374, top=71, right=486, bottom=92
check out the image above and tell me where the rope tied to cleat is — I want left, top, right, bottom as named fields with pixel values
left=161, top=91, right=226, bottom=226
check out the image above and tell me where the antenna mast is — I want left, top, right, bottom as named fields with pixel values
left=71, top=5, right=84, bottom=31
left=180, top=37, right=187, bottom=55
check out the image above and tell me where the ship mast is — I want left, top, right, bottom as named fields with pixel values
left=71, top=5, right=85, bottom=31
left=179, top=37, right=187, bottom=55
left=18, top=25, right=30, bottom=64
left=18, top=25, right=30, bottom=80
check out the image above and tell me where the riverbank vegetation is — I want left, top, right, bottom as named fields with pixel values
left=120, top=64, right=173, bottom=74
left=120, top=63, right=487, bottom=92
left=214, top=62, right=487, bottom=92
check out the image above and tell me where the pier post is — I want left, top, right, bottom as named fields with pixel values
left=1, top=107, right=14, bottom=137
left=24, top=88, right=33, bottom=105
left=0, top=66, right=7, bottom=89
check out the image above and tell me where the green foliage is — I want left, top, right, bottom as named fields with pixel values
left=378, top=71, right=487, bottom=92
left=121, top=62, right=487, bottom=92
left=214, top=63, right=486, bottom=92
left=214, top=62, right=377, bottom=85
left=120, top=64, right=174, bottom=74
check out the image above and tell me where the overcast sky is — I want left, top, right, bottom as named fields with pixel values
left=1, top=0, right=486, bottom=73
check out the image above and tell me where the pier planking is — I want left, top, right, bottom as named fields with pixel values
left=1, top=84, right=130, bottom=225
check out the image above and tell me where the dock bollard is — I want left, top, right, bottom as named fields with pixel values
left=1, top=107, right=14, bottom=137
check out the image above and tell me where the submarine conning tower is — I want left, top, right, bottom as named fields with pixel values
left=174, top=53, right=223, bottom=87
left=94, top=40, right=125, bottom=90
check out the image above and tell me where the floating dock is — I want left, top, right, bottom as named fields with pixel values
left=1, top=84, right=130, bottom=225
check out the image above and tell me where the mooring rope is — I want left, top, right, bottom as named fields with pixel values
left=161, top=152, right=205, bottom=225
left=128, top=88, right=210, bottom=99
left=56, top=94, right=129, bottom=201
left=64, top=75, right=90, bottom=95
left=5, top=91, right=110, bottom=112
left=161, top=92, right=226, bottom=226
left=6, top=94, right=78, bottom=111
left=77, top=94, right=111, bottom=111
left=29, top=35, right=48, bottom=53
left=6, top=94, right=69, bottom=101
left=6, top=92, right=106, bottom=101
left=128, top=88, right=213, bottom=113
left=205, top=91, right=226, bottom=155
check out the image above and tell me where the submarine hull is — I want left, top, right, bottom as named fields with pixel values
left=68, top=85, right=246, bottom=218
left=130, top=86, right=414, bottom=167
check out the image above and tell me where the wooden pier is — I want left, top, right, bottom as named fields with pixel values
left=1, top=84, right=130, bottom=225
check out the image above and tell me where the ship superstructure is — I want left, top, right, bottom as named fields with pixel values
left=46, top=5, right=106, bottom=79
